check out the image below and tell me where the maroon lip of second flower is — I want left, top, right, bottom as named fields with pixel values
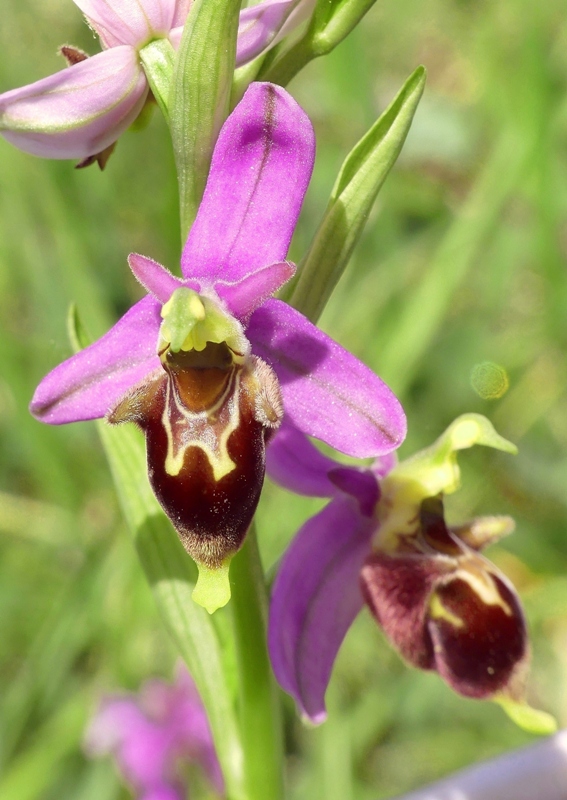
left=266, top=421, right=528, bottom=724
left=29, top=82, right=406, bottom=577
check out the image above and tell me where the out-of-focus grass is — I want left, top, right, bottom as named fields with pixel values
left=1, top=0, right=567, bottom=798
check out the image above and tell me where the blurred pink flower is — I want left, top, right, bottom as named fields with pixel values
left=85, top=664, right=223, bottom=799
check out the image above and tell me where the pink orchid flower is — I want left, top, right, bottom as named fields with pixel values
left=267, top=418, right=528, bottom=723
left=85, top=664, right=223, bottom=799
left=0, top=0, right=314, bottom=164
left=31, top=83, right=405, bottom=580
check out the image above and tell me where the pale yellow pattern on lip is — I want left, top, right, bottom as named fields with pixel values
left=162, top=368, right=241, bottom=482
left=429, top=594, right=464, bottom=628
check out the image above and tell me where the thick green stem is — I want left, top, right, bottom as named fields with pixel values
left=169, top=0, right=241, bottom=239
left=230, top=527, right=285, bottom=800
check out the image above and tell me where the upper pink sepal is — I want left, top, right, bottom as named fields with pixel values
left=181, top=83, right=315, bottom=285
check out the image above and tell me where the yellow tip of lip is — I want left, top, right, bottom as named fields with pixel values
left=496, top=696, right=558, bottom=735
left=192, top=560, right=232, bottom=614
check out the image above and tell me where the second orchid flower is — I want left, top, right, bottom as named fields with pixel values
left=266, top=414, right=548, bottom=729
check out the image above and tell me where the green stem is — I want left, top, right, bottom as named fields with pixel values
left=230, top=527, right=285, bottom=800
left=169, top=0, right=241, bottom=240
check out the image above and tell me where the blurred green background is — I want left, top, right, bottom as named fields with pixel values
left=1, top=0, right=567, bottom=798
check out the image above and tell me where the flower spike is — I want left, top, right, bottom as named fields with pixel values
left=85, top=664, right=224, bottom=798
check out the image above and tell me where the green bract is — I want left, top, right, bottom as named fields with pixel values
left=288, top=66, right=426, bottom=322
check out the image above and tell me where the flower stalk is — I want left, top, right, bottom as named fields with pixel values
left=231, top=527, right=285, bottom=800
left=170, top=0, right=241, bottom=238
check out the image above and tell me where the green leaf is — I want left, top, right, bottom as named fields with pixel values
left=288, top=66, right=426, bottom=323
left=98, top=421, right=246, bottom=799
left=67, top=309, right=246, bottom=800
left=169, top=0, right=242, bottom=239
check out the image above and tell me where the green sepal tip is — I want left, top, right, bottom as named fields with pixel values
left=192, top=559, right=232, bottom=614
left=496, top=696, right=558, bottom=735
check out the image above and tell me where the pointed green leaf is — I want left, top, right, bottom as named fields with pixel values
left=169, top=0, right=241, bottom=239
left=288, top=66, right=426, bottom=323
left=67, top=309, right=246, bottom=800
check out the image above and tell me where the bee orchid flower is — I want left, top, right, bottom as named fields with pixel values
left=30, top=83, right=406, bottom=611
left=0, top=0, right=315, bottom=165
left=267, top=415, right=542, bottom=726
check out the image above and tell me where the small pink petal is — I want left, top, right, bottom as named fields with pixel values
left=0, top=47, right=148, bottom=160
left=214, top=260, right=295, bottom=320
left=236, top=0, right=306, bottom=66
left=128, top=253, right=186, bottom=303
left=73, top=0, right=178, bottom=48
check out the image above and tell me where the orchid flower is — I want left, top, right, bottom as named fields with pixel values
left=30, top=82, right=405, bottom=610
left=0, top=0, right=315, bottom=166
left=267, top=415, right=542, bottom=726
left=85, top=664, right=223, bottom=800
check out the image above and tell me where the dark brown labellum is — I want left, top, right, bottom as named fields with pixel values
left=360, top=496, right=529, bottom=700
left=108, top=342, right=282, bottom=567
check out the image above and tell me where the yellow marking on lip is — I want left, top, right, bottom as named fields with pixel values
left=162, top=369, right=241, bottom=482
left=455, top=568, right=513, bottom=616
left=429, top=594, right=464, bottom=628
